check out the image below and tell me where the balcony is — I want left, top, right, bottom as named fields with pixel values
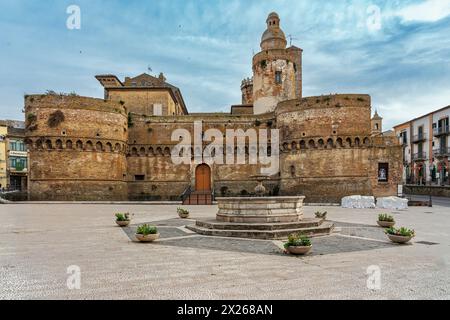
left=412, top=133, right=427, bottom=144
left=412, top=152, right=427, bottom=161
left=433, top=126, right=450, bottom=137
left=433, top=147, right=450, bottom=158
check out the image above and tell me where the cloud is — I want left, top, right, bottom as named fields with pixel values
left=0, top=0, right=449, bottom=130
left=396, top=0, right=450, bottom=22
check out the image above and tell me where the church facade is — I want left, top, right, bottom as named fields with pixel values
left=24, top=13, right=402, bottom=203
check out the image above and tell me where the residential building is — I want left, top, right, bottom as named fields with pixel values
left=394, top=105, right=450, bottom=185
left=0, top=120, right=28, bottom=191
left=0, top=122, right=7, bottom=190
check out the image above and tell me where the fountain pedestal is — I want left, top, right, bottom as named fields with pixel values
left=187, top=195, right=334, bottom=240
left=216, top=196, right=304, bottom=223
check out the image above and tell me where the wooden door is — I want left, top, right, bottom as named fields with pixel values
left=195, top=164, right=211, bottom=191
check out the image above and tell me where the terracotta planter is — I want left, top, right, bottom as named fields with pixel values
left=287, top=245, right=312, bottom=255
left=377, top=220, right=395, bottom=228
left=135, top=233, right=160, bottom=242
left=178, top=212, right=190, bottom=219
left=116, top=220, right=130, bottom=227
left=387, top=234, right=413, bottom=244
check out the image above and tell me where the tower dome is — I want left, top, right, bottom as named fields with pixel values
left=260, top=12, right=287, bottom=50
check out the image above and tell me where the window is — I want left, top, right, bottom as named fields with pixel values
left=275, top=71, right=282, bottom=84
left=153, top=104, right=163, bottom=116
left=135, top=175, right=145, bottom=181
left=378, top=163, right=389, bottom=182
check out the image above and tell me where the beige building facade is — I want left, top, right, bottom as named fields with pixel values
left=394, top=105, right=450, bottom=186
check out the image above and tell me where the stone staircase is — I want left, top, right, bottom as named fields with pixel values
left=186, top=218, right=334, bottom=240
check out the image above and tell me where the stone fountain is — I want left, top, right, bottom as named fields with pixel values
left=187, top=177, right=334, bottom=240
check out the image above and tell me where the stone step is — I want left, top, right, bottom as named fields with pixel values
left=186, top=221, right=334, bottom=240
left=195, top=218, right=324, bottom=231
left=216, top=212, right=302, bottom=223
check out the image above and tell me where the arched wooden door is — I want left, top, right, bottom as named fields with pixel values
left=195, top=164, right=211, bottom=191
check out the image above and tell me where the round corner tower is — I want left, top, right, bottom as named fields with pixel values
left=252, top=12, right=303, bottom=115
left=24, top=94, right=128, bottom=201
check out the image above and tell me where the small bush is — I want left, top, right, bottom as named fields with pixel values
left=284, top=233, right=311, bottom=249
left=315, top=211, right=327, bottom=219
left=127, top=113, right=134, bottom=128
left=385, top=227, right=415, bottom=237
left=115, top=213, right=130, bottom=221
left=47, top=110, right=65, bottom=128
left=177, top=207, right=189, bottom=215
left=136, top=224, right=158, bottom=235
left=378, top=214, right=394, bottom=222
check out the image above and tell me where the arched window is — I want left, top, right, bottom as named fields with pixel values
left=290, top=165, right=296, bottom=177
left=346, top=138, right=352, bottom=147
left=363, top=137, right=370, bottom=146
left=336, top=138, right=343, bottom=148
left=291, top=141, right=297, bottom=150
left=96, top=142, right=103, bottom=151
left=327, top=138, right=334, bottom=148
left=131, top=147, right=138, bottom=156
left=148, top=147, right=154, bottom=156
left=308, top=139, right=315, bottom=149
left=55, top=139, right=63, bottom=150
left=76, top=140, right=83, bottom=150
left=45, top=140, right=52, bottom=150
left=140, top=147, right=146, bottom=156
left=86, top=141, right=93, bottom=151
left=318, top=139, right=324, bottom=148
left=114, top=143, right=121, bottom=152
left=355, top=137, right=360, bottom=147
left=105, top=142, right=112, bottom=152
left=66, top=140, right=73, bottom=149
left=300, top=140, right=306, bottom=150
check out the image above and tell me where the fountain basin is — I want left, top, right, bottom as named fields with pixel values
left=216, top=196, right=305, bottom=223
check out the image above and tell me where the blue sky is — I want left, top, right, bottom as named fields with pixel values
left=0, top=0, right=449, bottom=130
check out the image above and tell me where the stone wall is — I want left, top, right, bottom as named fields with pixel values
left=404, top=185, right=450, bottom=197
left=108, top=89, right=177, bottom=116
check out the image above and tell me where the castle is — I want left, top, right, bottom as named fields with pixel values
left=24, top=12, right=402, bottom=203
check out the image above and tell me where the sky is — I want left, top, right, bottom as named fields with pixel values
left=0, top=0, right=449, bottom=130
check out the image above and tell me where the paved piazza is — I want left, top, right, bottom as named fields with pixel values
left=0, top=203, right=449, bottom=300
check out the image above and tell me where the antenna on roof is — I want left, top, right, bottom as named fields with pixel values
left=287, top=34, right=298, bottom=46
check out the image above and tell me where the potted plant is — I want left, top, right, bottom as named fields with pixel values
left=284, top=233, right=312, bottom=255
left=115, top=213, right=131, bottom=227
left=177, top=207, right=190, bottom=219
left=315, top=211, right=327, bottom=220
left=377, top=214, right=395, bottom=228
left=385, top=227, right=415, bottom=244
left=135, top=224, right=159, bottom=242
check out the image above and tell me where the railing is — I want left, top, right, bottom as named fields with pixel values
left=412, top=134, right=427, bottom=143
left=180, top=185, right=192, bottom=203
left=433, top=126, right=450, bottom=137
left=412, top=152, right=427, bottom=161
left=433, top=148, right=450, bottom=157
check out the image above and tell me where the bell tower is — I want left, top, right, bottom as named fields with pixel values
left=252, top=12, right=303, bottom=115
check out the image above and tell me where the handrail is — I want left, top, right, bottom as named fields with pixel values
left=180, top=185, right=192, bottom=202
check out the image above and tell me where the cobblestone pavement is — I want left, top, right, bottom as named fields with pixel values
left=0, top=203, right=449, bottom=299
